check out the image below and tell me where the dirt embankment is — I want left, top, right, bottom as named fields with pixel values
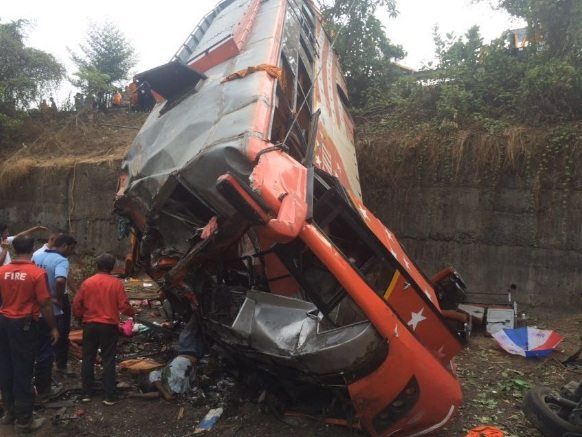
left=0, top=110, right=147, bottom=190
left=0, top=110, right=147, bottom=257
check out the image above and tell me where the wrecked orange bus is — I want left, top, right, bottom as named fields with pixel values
left=115, top=0, right=467, bottom=435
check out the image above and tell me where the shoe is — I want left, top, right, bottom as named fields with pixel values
left=37, top=384, right=65, bottom=402
left=14, top=417, right=46, bottom=433
left=81, top=393, right=92, bottom=403
left=102, top=396, right=120, bottom=406
left=1, top=412, right=15, bottom=425
left=56, top=365, right=75, bottom=377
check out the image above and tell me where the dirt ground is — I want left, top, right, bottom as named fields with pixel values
left=2, top=308, right=580, bottom=437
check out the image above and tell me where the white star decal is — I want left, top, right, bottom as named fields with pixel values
left=403, top=282, right=411, bottom=290
left=393, top=325, right=399, bottom=338
left=390, top=249, right=398, bottom=260
left=407, top=308, right=427, bottom=331
left=385, top=230, right=394, bottom=241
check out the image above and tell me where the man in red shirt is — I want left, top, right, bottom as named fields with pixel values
left=73, top=253, right=134, bottom=405
left=0, top=236, right=59, bottom=433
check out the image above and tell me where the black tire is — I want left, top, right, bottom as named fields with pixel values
left=523, top=386, right=582, bottom=437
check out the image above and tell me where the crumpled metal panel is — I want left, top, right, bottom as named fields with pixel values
left=208, top=290, right=385, bottom=375
left=121, top=0, right=284, bottom=222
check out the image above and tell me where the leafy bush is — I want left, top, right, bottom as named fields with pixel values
left=340, top=0, right=581, bottom=130
left=520, top=59, right=582, bottom=120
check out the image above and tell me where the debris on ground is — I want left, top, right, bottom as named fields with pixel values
left=465, top=425, right=505, bottom=436
left=492, top=327, right=564, bottom=358
left=194, top=407, right=224, bottom=434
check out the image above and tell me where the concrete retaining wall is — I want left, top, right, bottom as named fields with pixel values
left=0, top=160, right=129, bottom=257
left=2, top=154, right=581, bottom=309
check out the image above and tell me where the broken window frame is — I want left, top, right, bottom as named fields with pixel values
left=270, top=0, right=317, bottom=157
left=272, top=173, right=402, bottom=327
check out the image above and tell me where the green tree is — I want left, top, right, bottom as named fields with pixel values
left=0, top=19, right=64, bottom=140
left=320, top=0, right=405, bottom=108
left=373, top=0, right=581, bottom=129
left=0, top=19, right=64, bottom=110
left=70, top=22, right=136, bottom=97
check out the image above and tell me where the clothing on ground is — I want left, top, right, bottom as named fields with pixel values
left=148, top=355, right=196, bottom=394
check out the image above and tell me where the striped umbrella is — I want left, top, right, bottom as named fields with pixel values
left=492, top=327, right=564, bottom=358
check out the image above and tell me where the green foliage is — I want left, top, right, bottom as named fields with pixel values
left=0, top=19, right=65, bottom=142
left=0, top=20, right=65, bottom=108
left=320, top=0, right=405, bottom=107
left=70, top=22, right=136, bottom=96
left=73, top=65, right=112, bottom=96
left=520, top=59, right=581, bottom=119
left=362, top=0, right=582, bottom=131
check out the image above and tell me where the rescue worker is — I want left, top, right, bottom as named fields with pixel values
left=0, top=236, right=59, bottom=433
left=73, top=253, right=134, bottom=405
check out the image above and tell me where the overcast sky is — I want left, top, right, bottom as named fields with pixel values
left=2, top=0, right=524, bottom=104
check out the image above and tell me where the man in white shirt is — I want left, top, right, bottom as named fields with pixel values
left=0, top=225, right=48, bottom=266
left=32, top=227, right=66, bottom=258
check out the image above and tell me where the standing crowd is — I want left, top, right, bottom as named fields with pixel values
left=69, top=78, right=155, bottom=113
left=0, top=224, right=133, bottom=433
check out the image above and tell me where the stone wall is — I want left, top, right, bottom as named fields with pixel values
left=0, top=160, right=129, bottom=258
left=2, top=151, right=581, bottom=309
left=362, top=160, right=582, bottom=310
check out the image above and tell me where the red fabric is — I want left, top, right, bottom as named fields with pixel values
left=465, top=426, right=504, bottom=437
left=0, top=260, right=51, bottom=319
left=73, top=273, right=134, bottom=325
